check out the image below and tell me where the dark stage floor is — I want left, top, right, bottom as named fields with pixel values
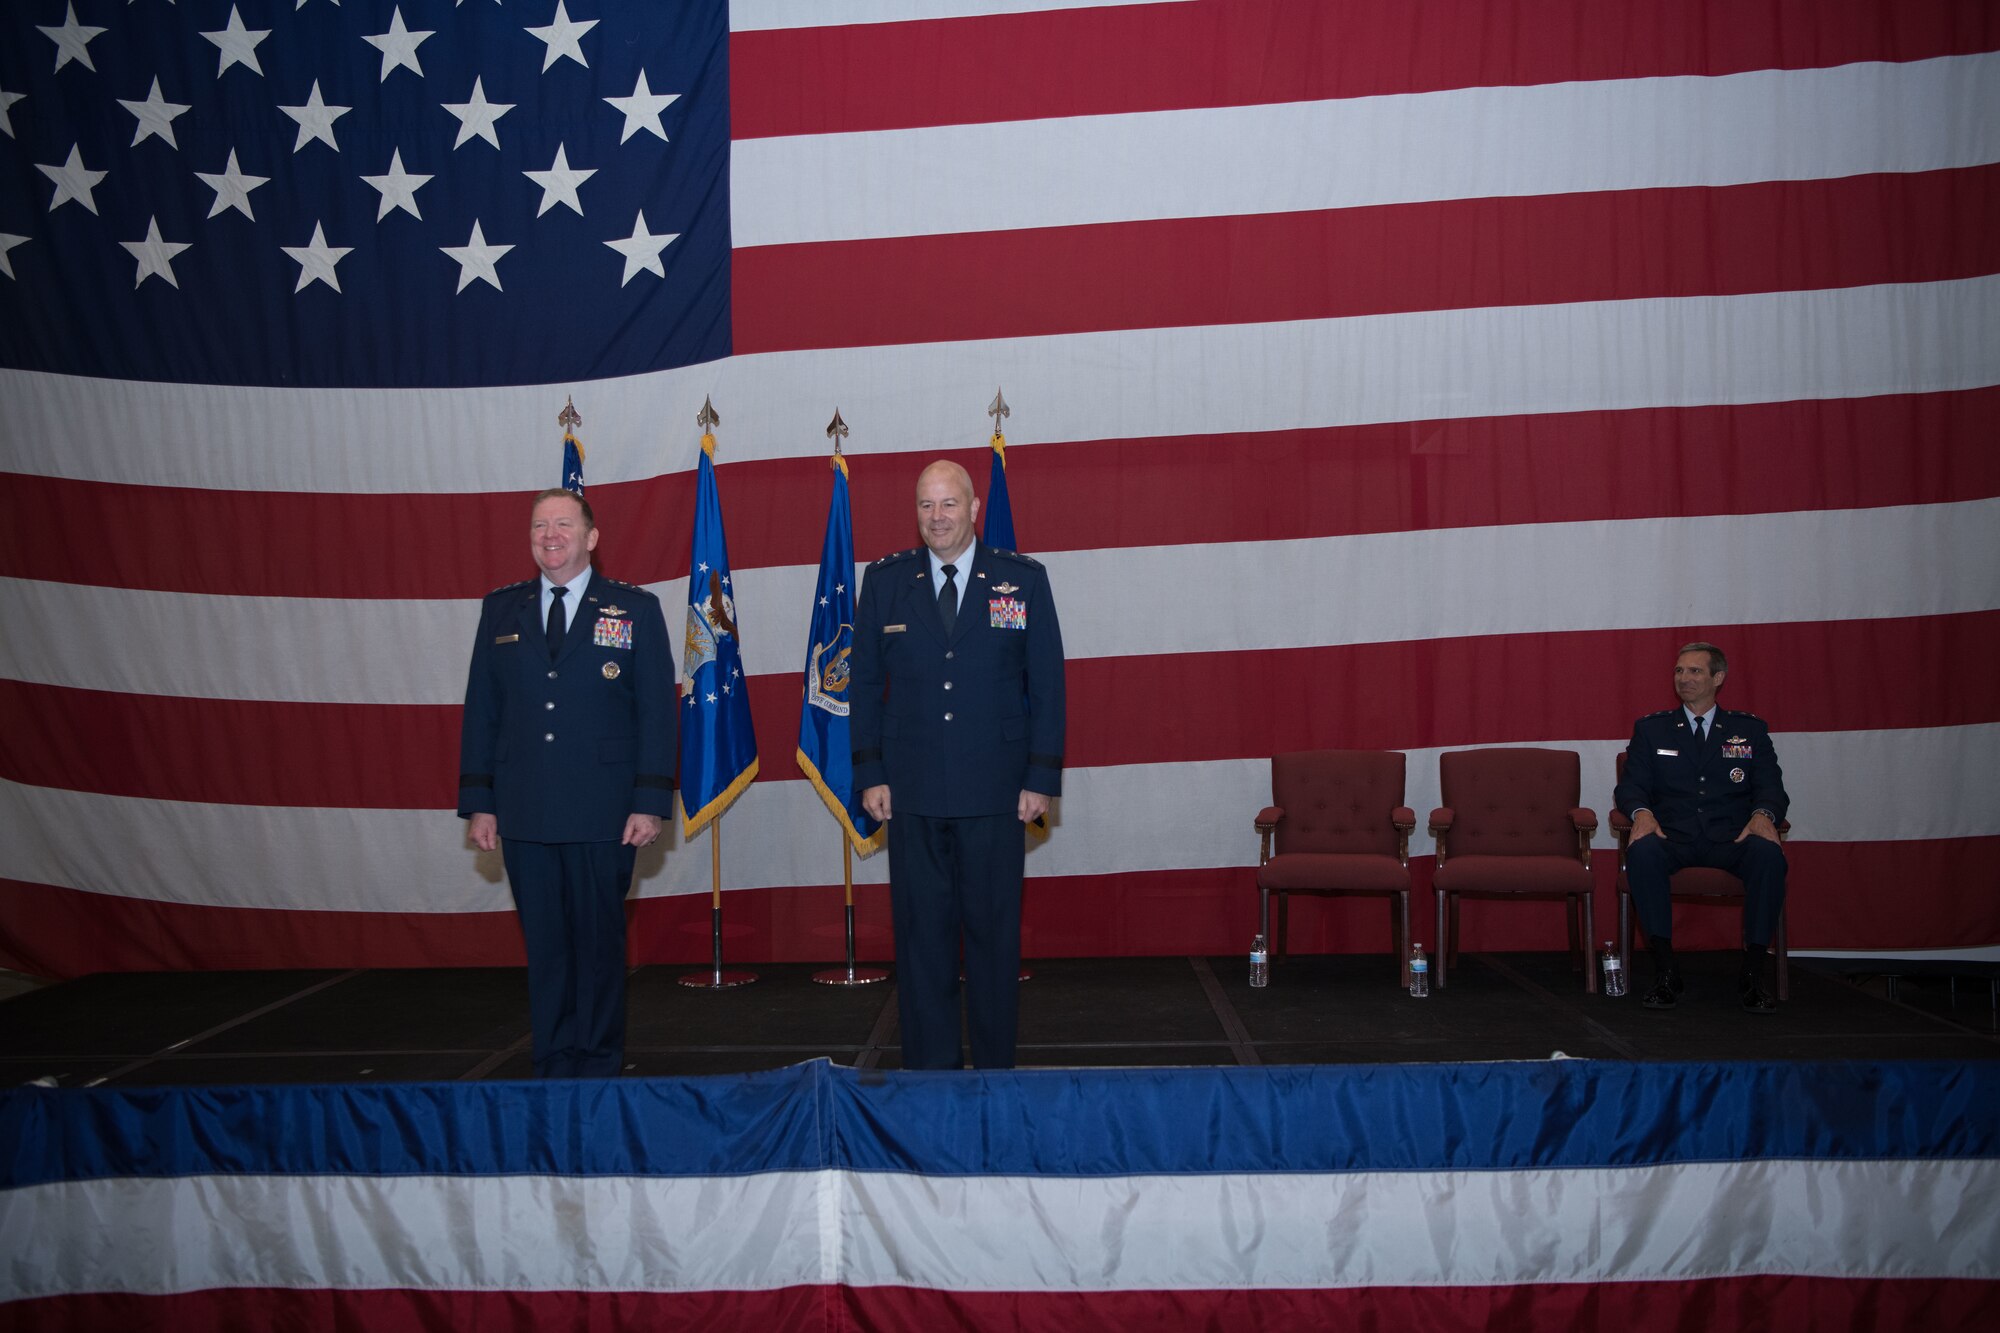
left=3, top=952, right=1995, bottom=1087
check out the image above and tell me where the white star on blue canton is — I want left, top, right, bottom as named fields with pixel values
left=362, top=8, right=435, bottom=83
left=526, top=2, right=597, bottom=72
left=201, top=6, right=271, bottom=79
left=38, top=4, right=106, bottom=74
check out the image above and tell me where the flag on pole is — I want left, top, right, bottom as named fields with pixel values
left=983, top=388, right=1017, bottom=552
left=979, top=391, right=1048, bottom=841
left=560, top=399, right=586, bottom=494
left=796, top=446, right=883, bottom=855
left=677, top=407, right=758, bottom=836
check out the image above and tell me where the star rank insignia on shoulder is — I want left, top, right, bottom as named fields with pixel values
left=489, top=577, right=534, bottom=597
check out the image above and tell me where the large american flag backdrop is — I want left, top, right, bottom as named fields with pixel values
left=1, top=0, right=1996, bottom=976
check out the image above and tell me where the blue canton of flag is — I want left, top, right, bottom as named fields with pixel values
left=0, top=0, right=729, bottom=388
left=561, top=428, right=585, bottom=493
left=677, top=427, right=756, bottom=836
left=796, top=452, right=883, bottom=856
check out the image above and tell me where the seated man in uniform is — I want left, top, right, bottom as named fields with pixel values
left=1614, top=641, right=1789, bottom=1013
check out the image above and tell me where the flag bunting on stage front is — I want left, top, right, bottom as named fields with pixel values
left=678, top=430, right=758, bottom=836
left=797, top=452, right=884, bottom=856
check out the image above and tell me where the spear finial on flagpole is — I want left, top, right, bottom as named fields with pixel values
left=697, top=395, right=721, bottom=458
left=558, top=395, right=582, bottom=433
left=826, top=407, right=848, bottom=456
left=988, top=387, right=1009, bottom=435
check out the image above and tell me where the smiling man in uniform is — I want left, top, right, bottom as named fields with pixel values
left=458, top=488, right=677, bottom=1076
left=1614, top=641, right=1788, bottom=1014
left=850, top=460, right=1065, bottom=1069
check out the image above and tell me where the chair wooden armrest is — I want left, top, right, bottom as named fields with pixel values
left=1255, top=805, right=1283, bottom=864
left=1428, top=807, right=1454, bottom=864
left=1392, top=806, right=1416, bottom=864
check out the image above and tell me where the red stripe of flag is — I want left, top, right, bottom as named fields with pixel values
left=7, top=615, right=1994, bottom=807
left=735, top=167, right=2000, bottom=353
left=732, top=0, right=1999, bottom=138
left=7, top=387, right=1997, bottom=599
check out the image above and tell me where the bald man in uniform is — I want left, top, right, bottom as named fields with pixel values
left=850, top=461, right=1066, bottom=1069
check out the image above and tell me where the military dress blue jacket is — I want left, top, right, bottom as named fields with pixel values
left=457, top=575, right=678, bottom=844
left=850, top=544, right=1065, bottom=818
left=1614, top=707, right=1788, bottom=844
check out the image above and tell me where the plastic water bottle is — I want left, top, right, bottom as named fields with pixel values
left=1409, top=944, right=1430, bottom=997
left=1600, top=942, right=1628, bottom=997
left=1249, top=934, right=1269, bottom=988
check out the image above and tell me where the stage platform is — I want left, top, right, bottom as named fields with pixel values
left=4, top=950, right=1995, bottom=1086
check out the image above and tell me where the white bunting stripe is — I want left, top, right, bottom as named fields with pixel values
left=4, top=1158, right=1994, bottom=1300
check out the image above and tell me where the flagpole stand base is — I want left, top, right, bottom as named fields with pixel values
left=812, top=965, right=889, bottom=986
left=679, top=969, right=757, bottom=989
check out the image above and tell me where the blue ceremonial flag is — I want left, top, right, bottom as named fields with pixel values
left=796, top=452, right=883, bottom=856
left=561, top=430, right=586, bottom=494
left=677, top=426, right=757, bottom=836
left=983, top=426, right=1017, bottom=552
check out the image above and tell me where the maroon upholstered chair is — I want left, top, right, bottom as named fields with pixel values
left=1429, top=748, right=1598, bottom=991
left=1255, top=751, right=1417, bottom=985
left=1609, top=751, right=1792, bottom=999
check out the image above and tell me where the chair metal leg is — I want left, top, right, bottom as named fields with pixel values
left=1582, top=893, right=1597, bottom=994
left=1276, top=892, right=1290, bottom=961
left=1618, top=889, right=1631, bottom=971
left=1436, top=890, right=1448, bottom=990
left=1258, top=885, right=1270, bottom=946
left=1394, top=891, right=1410, bottom=988
left=1775, top=906, right=1790, bottom=1001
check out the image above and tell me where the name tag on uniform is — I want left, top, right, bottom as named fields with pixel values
left=884, top=624, right=907, bottom=633
left=1655, top=748, right=1678, bottom=756
left=593, top=617, right=633, bottom=649
left=989, top=597, right=1027, bottom=629
left=494, top=633, right=520, bottom=644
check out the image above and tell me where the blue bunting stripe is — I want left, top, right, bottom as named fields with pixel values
left=5, top=1061, right=1997, bottom=1190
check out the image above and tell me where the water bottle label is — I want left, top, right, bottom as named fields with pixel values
left=1410, top=959, right=1427, bottom=973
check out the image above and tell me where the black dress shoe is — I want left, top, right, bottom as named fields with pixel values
left=1740, top=981, right=1779, bottom=1014
left=1641, top=969, right=1684, bottom=1010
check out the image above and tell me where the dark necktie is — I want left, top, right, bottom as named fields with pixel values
left=937, top=563, right=958, bottom=637
left=1692, top=715, right=1707, bottom=752
left=547, top=585, right=567, bottom=661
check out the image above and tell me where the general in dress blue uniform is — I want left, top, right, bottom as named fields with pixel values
left=458, top=489, right=677, bottom=1076
left=1613, top=641, right=1788, bottom=1013
left=850, top=461, right=1065, bottom=1069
